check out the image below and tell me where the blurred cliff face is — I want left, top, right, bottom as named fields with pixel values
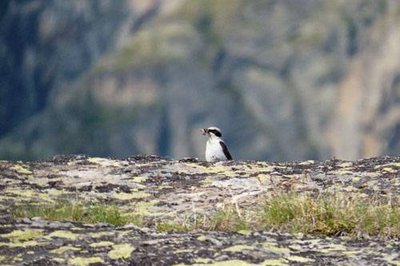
left=0, top=0, right=399, bottom=161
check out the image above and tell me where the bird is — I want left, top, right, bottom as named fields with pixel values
left=201, top=126, right=232, bottom=162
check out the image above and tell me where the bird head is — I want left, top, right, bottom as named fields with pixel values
left=201, top=127, right=222, bottom=138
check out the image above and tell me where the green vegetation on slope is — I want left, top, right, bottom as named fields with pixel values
left=12, top=193, right=400, bottom=238
left=260, top=193, right=400, bottom=237
left=155, top=193, right=400, bottom=238
left=13, top=200, right=143, bottom=226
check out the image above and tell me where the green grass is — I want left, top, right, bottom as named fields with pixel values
left=156, top=193, right=400, bottom=238
left=12, top=194, right=400, bottom=238
left=156, top=209, right=249, bottom=233
left=156, top=222, right=192, bottom=233
left=260, top=193, right=400, bottom=238
left=13, top=200, right=143, bottom=226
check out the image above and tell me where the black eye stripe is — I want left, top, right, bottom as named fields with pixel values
left=208, top=129, right=222, bottom=137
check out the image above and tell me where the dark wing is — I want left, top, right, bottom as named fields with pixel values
left=219, top=141, right=232, bottom=160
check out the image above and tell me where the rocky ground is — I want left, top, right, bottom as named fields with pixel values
left=0, top=155, right=400, bottom=265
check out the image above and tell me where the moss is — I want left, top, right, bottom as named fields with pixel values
left=287, top=256, right=314, bottom=263
left=132, top=176, right=148, bottom=183
left=382, top=167, right=397, bottom=173
left=223, top=244, right=255, bottom=252
left=341, top=250, right=362, bottom=256
left=193, top=258, right=212, bottom=264
left=261, top=259, right=289, bottom=266
left=68, top=257, right=104, bottom=266
left=201, top=176, right=215, bottom=186
left=4, top=188, right=37, bottom=200
left=256, top=174, right=272, bottom=184
left=90, top=241, right=114, bottom=248
left=319, top=243, right=347, bottom=253
left=375, top=162, right=400, bottom=169
left=204, top=165, right=238, bottom=177
left=89, top=231, right=115, bottom=238
left=262, top=243, right=290, bottom=254
left=2, top=229, right=42, bottom=242
left=197, top=235, right=208, bottom=241
left=298, top=160, right=316, bottom=166
left=48, top=230, right=78, bottom=240
left=384, top=257, right=400, bottom=266
left=128, top=200, right=160, bottom=217
left=0, top=240, right=40, bottom=248
left=204, top=260, right=255, bottom=266
left=114, top=191, right=150, bottom=200
left=108, top=243, right=135, bottom=260
left=51, top=246, right=81, bottom=254
left=87, top=157, right=120, bottom=167
left=37, top=192, right=56, bottom=203
left=337, top=162, right=353, bottom=168
left=11, top=164, right=32, bottom=175
left=47, top=189, right=67, bottom=196
left=53, top=258, right=66, bottom=264
left=237, top=230, right=252, bottom=236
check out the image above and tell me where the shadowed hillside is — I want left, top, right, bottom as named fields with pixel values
left=0, top=0, right=399, bottom=161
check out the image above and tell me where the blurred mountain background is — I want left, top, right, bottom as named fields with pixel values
left=1, top=0, right=399, bottom=161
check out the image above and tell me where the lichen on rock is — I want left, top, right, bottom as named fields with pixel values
left=0, top=155, right=400, bottom=264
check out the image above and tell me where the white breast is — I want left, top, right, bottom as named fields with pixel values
left=205, top=138, right=227, bottom=162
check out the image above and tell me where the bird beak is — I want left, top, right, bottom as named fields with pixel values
left=201, top=128, right=208, bottom=135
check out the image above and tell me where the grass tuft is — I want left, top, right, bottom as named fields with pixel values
left=13, top=200, right=143, bottom=226
left=156, top=222, right=192, bottom=233
left=203, top=209, right=249, bottom=232
left=260, top=193, right=400, bottom=238
left=156, top=193, right=400, bottom=238
left=156, top=209, right=249, bottom=233
left=11, top=193, right=400, bottom=238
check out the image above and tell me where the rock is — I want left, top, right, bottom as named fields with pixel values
left=0, top=155, right=400, bottom=264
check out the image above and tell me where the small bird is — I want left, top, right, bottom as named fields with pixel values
left=201, top=126, right=232, bottom=162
